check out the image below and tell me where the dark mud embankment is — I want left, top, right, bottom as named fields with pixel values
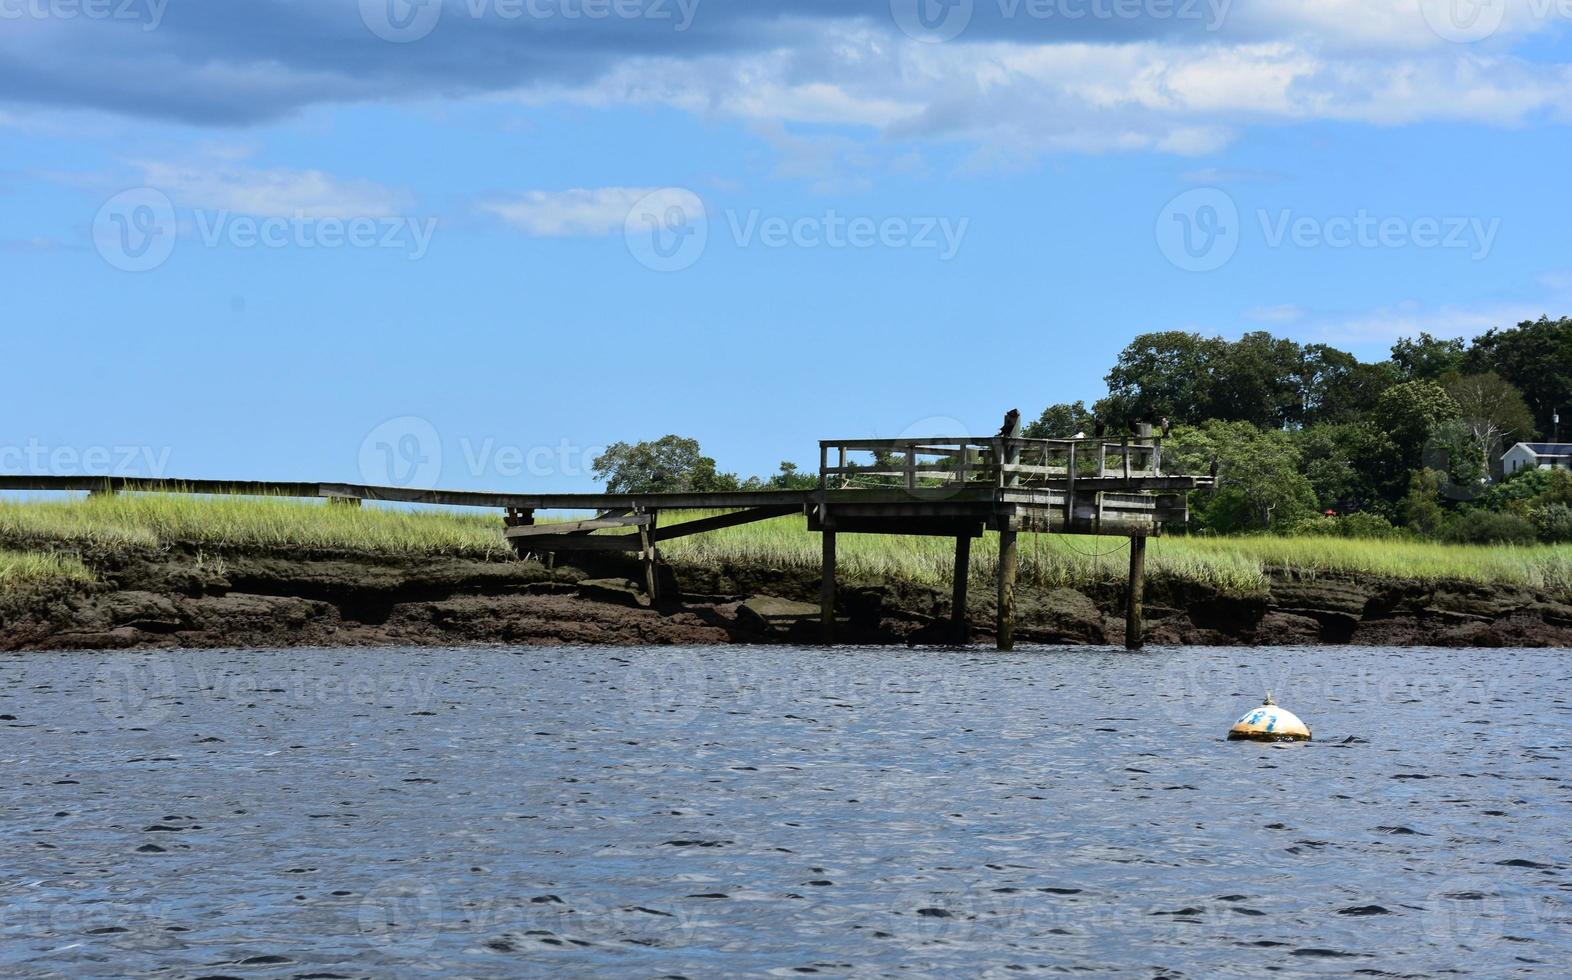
left=3, top=544, right=1572, bottom=650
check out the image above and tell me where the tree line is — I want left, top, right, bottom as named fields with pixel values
left=1025, top=316, right=1572, bottom=542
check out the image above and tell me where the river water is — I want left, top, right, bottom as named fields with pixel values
left=1, top=645, right=1568, bottom=978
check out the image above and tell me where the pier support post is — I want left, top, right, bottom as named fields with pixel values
left=1125, top=535, right=1147, bottom=651
left=639, top=510, right=660, bottom=604
left=996, top=527, right=1018, bottom=651
left=951, top=533, right=971, bottom=644
left=820, top=529, right=837, bottom=645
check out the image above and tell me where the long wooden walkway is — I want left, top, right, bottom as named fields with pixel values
left=0, top=422, right=1209, bottom=651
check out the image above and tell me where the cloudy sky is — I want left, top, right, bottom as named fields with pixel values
left=3, top=0, right=1570, bottom=487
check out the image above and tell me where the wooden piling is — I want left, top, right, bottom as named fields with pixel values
left=820, top=527, right=837, bottom=644
left=996, top=527, right=1018, bottom=651
left=1125, top=535, right=1147, bottom=650
left=639, top=509, right=660, bottom=603
left=951, top=533, right=971, bottom=644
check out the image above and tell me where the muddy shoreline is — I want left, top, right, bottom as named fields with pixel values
left=3, top=544, right=1571, bottom=651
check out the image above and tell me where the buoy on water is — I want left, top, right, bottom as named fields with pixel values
left=1227, top=692, right=1311, bottom=742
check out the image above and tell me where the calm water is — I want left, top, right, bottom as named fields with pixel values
left=2, top=645, right=1569, bottom=978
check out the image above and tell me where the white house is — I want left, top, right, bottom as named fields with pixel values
left=1502, top=442, right=1572, bottom=475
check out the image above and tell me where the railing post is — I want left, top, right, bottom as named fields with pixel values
left=1066, top=443, right=1077, bottom=529
left=819, top=443, right=829, bottom=490
left=905, top=442, right=917, bottom=491
left=1122, top=437, right=1132, bottom=480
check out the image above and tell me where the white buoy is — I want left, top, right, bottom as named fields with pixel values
left=1227, top=692, right=1311, bottom=742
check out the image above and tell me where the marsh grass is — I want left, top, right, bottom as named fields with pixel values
left=0, top=493, right=508, bottom=559
left=0, top=550, right=95, bottom=591
left=2, top=494, right=1569, bottom=597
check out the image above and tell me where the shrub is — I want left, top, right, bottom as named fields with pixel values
left=1442, top=510, right=1539, bottom=546
left=1533, top=504, right=1572, bottom=544
left=1281, top=512, right=1402, bottom=539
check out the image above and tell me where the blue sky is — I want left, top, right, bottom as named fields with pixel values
left=3, top=0, right=1571, bottom=491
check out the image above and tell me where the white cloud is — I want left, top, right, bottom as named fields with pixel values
left=506, top=27, right=1572, bottom=162
left=1303, top=300, right=1548, bottom=348
left=479, top=187, right=659, bottom=237
left=134, top=159, right=411, bottom=218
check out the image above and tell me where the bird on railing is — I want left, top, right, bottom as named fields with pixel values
left=1094, top=419, right=1106, bottom=439
left=1209, top=458, right=1219, bottom=480
left=1160, top=417, right=1173, bottom=437
left=998, top=409, right=1021, bottom=438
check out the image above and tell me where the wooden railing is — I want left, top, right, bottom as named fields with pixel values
left=817, top=436, right=1163, bottom=491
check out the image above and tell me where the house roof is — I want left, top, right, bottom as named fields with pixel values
left=1514, top=442, right=1572, bottom=456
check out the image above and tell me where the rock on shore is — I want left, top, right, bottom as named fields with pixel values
left=2, top=545, right=1570, bottom=650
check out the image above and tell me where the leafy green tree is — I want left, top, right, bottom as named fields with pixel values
left=1399, top=469, right=1447, bottom=536
left=1391, top=332, right=1466, bottom=381
left=1463, top=316, right=1572, bottom=436
left=1370, top=380, right=1461, bottom=495
left=1101, top=331, right=1227, bottom=428
left=1166, top=421, right=1317, bottom=531
left=1024, top=401, right=1097, bottom=439
left=749, top=461, right=818, bottom=490
left=1293, top=423, right=1392, bottom=514
left=1308, top=359, right=1400, bottom=426
left=592, top=436, right=740, bottom=493
left=1211, top=331, right=1305, bottom=428
left=1444, top=372, right=1535, bottom=476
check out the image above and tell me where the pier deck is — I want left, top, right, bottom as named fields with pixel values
left=0, top=424, right=1209, bottom=651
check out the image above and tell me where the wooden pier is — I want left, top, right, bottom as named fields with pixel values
left=0, top=420, right=1209, bottom=651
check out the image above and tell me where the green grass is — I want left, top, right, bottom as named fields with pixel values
left=0, top=550, right=96, bottom=591
left=0, top=493, right=509, bottom=559
left=2, top=494, right=1570, bottom=598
